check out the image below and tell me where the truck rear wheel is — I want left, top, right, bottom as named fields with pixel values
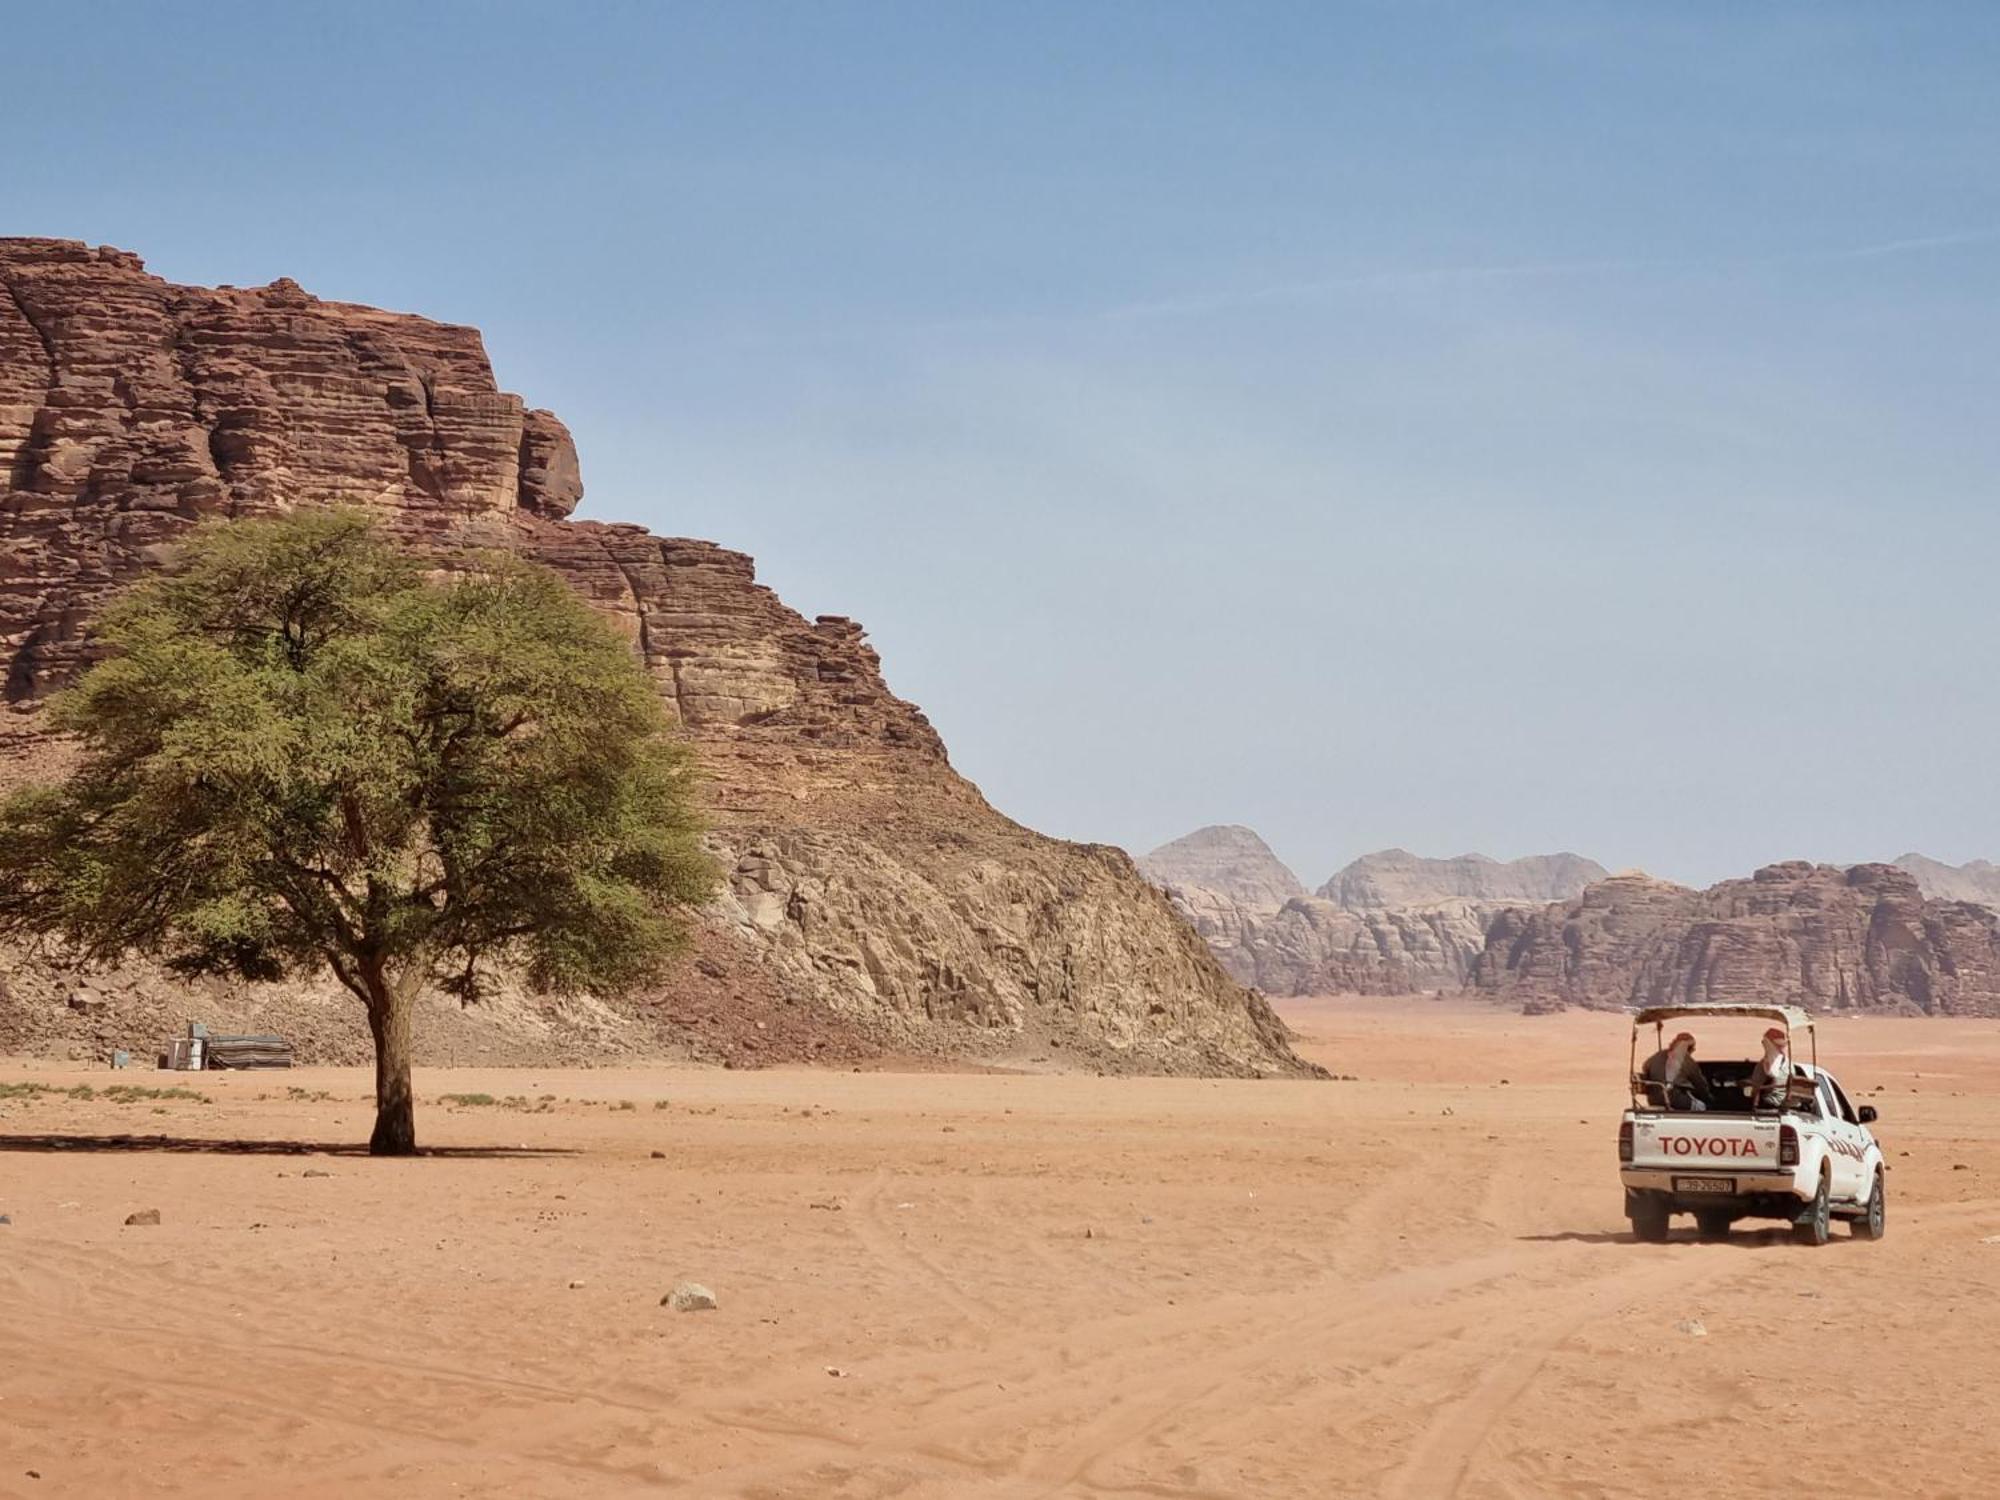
left=1851, top=1170, right=1886, bottom=1240
left=1629, top=1196, right=1672, bottom=1243
left=1792, top=1170, right=1832, bottom=1246
left=1694, top=1209, right=1734, bottom=1241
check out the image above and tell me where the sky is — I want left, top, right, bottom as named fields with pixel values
left=7, top=1, right=1998, bottom=888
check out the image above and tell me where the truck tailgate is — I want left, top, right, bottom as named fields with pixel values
left=1629, top=1115, right=1781, bottom=1172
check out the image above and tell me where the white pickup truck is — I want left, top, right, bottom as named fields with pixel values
left=1619, top=1003, right=1885, bottom=1245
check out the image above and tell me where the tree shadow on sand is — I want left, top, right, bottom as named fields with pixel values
left=0, top=1132, right=574, bottom=1159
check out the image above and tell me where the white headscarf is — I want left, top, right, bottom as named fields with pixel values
left=1759, top=1028, right=1790, bottom=1081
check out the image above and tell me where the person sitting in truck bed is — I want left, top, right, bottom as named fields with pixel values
left=1641, top=1031, right=1713, bottom=1111
left=1748, top=1026, right=1792, bottom=1109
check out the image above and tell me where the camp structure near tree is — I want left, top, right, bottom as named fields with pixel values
left=0, top=510, right=717, bottom=1154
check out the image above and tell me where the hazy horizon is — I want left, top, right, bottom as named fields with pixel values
left=10, top=3, right=1999, bottom=889
left=1135, top=822, right=1985, bottom=897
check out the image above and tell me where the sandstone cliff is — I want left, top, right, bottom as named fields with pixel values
left=1319, top=849, right=1609, bottom=911
left=1471, top=861, right=2000, bottom=1016
left=1137, top=826, right=1305, bottom=973
left=0, top=239, right=1310, bottom=1076
left=1138, top=832, right=1605, bottom=996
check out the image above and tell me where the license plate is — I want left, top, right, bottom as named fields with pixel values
left=1675, top=1176, right=1735, bottom=1194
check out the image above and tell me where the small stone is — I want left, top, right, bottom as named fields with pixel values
left=0, top=1214, right=11, bottom=1226
left=568, top=1278, right=588, bottom=1289
left=1440, top=1107, right=1454, bottom=1117
left=650, top=1150, right=666, bottom=1159
left=1979, top=1235, right=2000, bottom=1245
left=1955, top=1164, right=1971, bottom=1172
left=941, top=1125, right=956, bottom=1133
left=1499, top=1079, right=1511, bottom=1086
left=124, top=1209, right=161, bottom=1227
left=825, top=1365, right=847, bottom=1378
left=301, top=1169, right=332, bottom=1179
left=1675, top=1318, right=1707, bottom=1338
left=664, top=1281, right=717, bottom=1312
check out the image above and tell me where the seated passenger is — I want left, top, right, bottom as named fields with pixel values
left=1642, top=1031, right=1712, bottom=1112
left=1749, top=1026, right=1792, bottom=1109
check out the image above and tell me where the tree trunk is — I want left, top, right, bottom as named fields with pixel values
left=365, top=967, right=417, bottom=1156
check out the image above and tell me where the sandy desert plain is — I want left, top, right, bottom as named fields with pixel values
left=3, top=997, right=1999, bottom=1499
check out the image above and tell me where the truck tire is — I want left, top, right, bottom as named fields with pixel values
left=1851, top=1170, right=1886, bottom=1240
left=1629, top=1196, right=1672, bottom=1243
left=1792, top=1169, right=1832, bottom=1246
left=1694, top=1209, right=1734, bottom=1241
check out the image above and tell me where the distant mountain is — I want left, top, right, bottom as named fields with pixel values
left=1473, top=861, right=2000, bottom=1016
left=1140, top=831, right=1607, bottom=997
left=1138, top=827, right=1308, bottom=974
left=1319, top=849, right=1610, bottom=910
left=1893, top=854, right=2000, bottom=908
left=1138, top=826, right=1306, bottom=915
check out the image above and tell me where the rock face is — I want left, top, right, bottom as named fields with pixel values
left=1471, top=862, right=2000, bottom=1016
left=1318, top=850, right=1609, bottom=911
left=1137, top=826, right=1306, bottom=970
left=1139, top=834, right=1606, bottom=996
left=0, top=239, right=1309, bottom=1077
left=1894, top=854, right=2000, bottom=909
left=1139, top=826, right=1306, bottom=914
left=1227, top=898, right=1503, bottom=997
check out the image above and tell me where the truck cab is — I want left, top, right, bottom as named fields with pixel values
left=1618, top=1003, right=1886, bottom=1245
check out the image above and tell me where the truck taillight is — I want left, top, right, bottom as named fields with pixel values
left=1779, top=1124, right=1799, bottom=1167
left=1618, top=1120, right=1634, bottom=1164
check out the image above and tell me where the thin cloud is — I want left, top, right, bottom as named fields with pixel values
left=1098, top=226, right=2000, bottom=324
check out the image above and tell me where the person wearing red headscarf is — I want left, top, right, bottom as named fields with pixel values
left=1642, top=1031, right=1712, bottom=1111
left=1749, top=1026, right=1792, bottom=1109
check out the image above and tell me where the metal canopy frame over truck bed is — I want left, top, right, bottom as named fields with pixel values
left=1629, top=1002, right=1817, bottom=1112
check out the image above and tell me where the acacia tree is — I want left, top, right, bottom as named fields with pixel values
left=0, top=510, right=714, bottom=1154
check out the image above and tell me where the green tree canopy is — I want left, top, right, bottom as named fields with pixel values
left=0, top=510, right=715, bottom=1153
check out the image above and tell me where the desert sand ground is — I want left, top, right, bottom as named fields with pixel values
left=3, top=997, right=1999, bottom=1498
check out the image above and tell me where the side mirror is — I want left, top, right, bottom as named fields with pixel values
left=1857, top=1105, right=1878, bottom=1125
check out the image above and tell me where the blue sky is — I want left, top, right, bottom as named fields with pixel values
left=8, top=2, right=1999, bottom=885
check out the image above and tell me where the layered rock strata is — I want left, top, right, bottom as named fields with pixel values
left=1471, top=862, right=2000, bottom=1016
left=1138, top=826, right=1307, bottom=971
left=0, top=239, right=1309, bottom=1076
left=1140, top=831, right=1605, bottom=996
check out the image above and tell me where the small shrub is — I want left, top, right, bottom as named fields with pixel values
left=0, top=1081, right=207, bottom=1103
left=439, top=1092, right=497, bottom=1107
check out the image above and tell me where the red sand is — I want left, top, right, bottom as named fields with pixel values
left=3, top=997, right=1996, bottom=1497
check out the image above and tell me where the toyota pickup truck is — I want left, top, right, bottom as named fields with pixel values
left=1619, top=1003, right=1885, bottom=1245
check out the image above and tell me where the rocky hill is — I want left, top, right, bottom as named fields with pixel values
left=1319, top=849, right=1609, bottom=910
left=1894, top=854, right=2000, bottom=908
left=0, top=238, right=1311, bottom=1077
left=1471, top=861, right=2000, bottom=1015
left=1139, top=831, right=1604, bottom=996
left=1139, top=826, right=1306, bottom=913
left=1136, top=826, right=1305, bottom=973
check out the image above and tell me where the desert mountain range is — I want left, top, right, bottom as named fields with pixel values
left=0, top=239, right=1312, bottom=1076
left=1140, top=830, right=1607, bottom=996
left=1142, top=826, right=2000, bottom=1016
